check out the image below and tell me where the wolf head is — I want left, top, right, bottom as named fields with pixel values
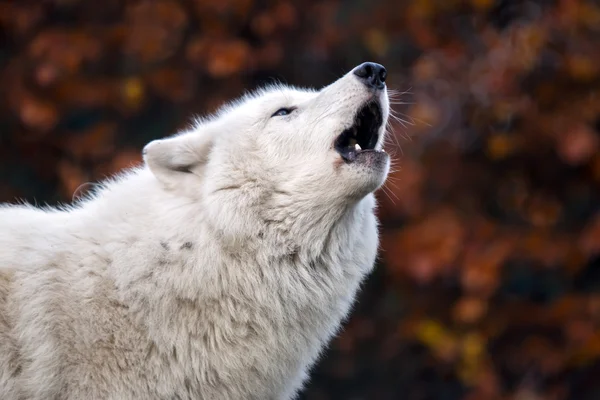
left=143, top=63, right=390, bottom=244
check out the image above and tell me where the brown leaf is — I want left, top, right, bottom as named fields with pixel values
left=207, top=40, right=251, bottom=78
left=579, top=213, right=600, bottom=257
left=122, top=1, right=188, bottom=64
left=453, top=297, right=488, bottom=324
left=384, top=208, right=464, bottom=284
left=18, top=95, right=59, bottom=133
left=557, top=124, right=599, bottom=166
left=147, top=68, right=196, bottom=103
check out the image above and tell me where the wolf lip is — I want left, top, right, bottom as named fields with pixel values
left=334, top=101, right=383, bottom=162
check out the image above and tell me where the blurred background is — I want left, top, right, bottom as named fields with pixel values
left=1, top=0, right=600, bottom=398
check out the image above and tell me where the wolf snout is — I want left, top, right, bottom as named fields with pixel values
left=352, top=62, right=387, bottom=90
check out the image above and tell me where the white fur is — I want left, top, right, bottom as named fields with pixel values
left=0, top=67, right=390, bottom=399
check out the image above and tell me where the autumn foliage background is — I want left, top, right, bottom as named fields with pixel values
left=1, top=0, right=600, bottom=399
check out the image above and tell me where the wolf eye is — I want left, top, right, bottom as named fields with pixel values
left=271, top=107, right=294, bottom=117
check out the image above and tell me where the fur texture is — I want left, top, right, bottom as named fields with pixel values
left=0, top=66, right=390, bottom=399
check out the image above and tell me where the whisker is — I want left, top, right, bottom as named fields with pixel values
left=379, top=186, right=397, bottom=205
left=389, top=112, right=414, bottom=127
left=387, top=87, right=413, bottom=97
left=389, top=101, right=415, bottom=105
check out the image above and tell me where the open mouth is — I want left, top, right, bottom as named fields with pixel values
left=334, top=101, right=383, bottom=162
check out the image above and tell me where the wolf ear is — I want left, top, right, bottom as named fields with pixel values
left=143, top=131, right=214, bottom=186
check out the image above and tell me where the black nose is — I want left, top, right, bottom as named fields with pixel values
left=353, top=62, right=387, bottom=90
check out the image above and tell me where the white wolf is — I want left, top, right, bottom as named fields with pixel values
left=0, top=62, right=391, bottom=399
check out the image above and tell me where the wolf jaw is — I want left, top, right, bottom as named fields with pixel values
left=334, top=100, right=384, bottom=162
